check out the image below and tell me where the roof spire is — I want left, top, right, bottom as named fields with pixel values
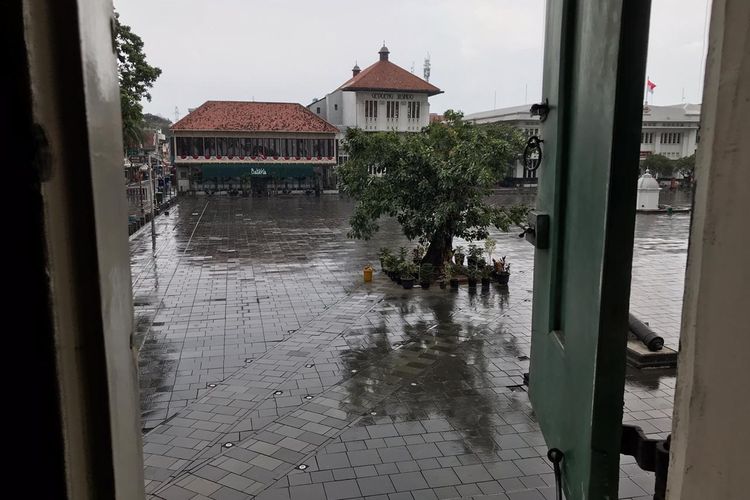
left=379, top=42, right=390, bottom=62
left=352, top=61, right=361, bottom=77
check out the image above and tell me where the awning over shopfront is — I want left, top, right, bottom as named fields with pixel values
left=197, top=163, right=317, bottom=178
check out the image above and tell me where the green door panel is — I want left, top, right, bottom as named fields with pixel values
left=528, top=1, right=651, bottom=498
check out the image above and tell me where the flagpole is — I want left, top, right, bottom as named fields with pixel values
left=645, top=75, right=649, bottom=105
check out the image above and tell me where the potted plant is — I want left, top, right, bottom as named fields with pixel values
left=419, top=263, right=434, bottom=289
left=481, top=265, right=493, bottom=289
left=445, top=264, right=459, bottom=289
left=401, top=262, right=417, bottom=289
left=466, top=266, right=480, bottom=288
left=493, top=256, right=511, bottom=285
left=453, top=245, right=466, bottom=266
left=383, top=254, right=397, bottom=280
left=378, top=247, right=392, bottom=272
left=467, top=244, right=483, bottom=269
left=395, top=247, right=408, bottom=284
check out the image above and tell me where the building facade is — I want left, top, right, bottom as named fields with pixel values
left=638, top=103, right=700, bottom=160
left=308, top=45, right=442, bottom=164
left=464, top=102, right=701, bottom=183
left=171, top=101, right=338, bottom=193
left=464, top=105, right=542, bottom=183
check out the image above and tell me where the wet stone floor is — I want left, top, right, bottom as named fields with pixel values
left=130, top=195, right=688, bottom=499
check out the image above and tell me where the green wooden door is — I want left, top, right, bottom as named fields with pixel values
left=528, top=1, right=651, bottom=498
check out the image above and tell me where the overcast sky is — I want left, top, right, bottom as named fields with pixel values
left=114, top=0, right=711, bottom=122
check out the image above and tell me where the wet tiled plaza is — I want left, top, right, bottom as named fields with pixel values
left=131, top=194, right=690, bottom=499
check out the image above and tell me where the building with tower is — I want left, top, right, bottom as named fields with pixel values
left=308, top=44, right=442, bottom=164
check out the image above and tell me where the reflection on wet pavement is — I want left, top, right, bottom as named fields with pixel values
left=132, top=195, right=687, bottom=499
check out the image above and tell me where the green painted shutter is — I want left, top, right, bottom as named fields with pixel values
left=528, top=1, right=651, bottom=498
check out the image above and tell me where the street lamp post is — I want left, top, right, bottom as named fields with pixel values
left=149, top=157, right=156, bottom=250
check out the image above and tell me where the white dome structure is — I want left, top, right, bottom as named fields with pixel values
left=636, top=170, right=661, bottom=210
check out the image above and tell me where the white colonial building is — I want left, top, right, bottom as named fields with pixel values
left=308, top=45, right=442, bottom=163
left=639, top=103, right=700, bottom=160
left=464, top=102, right=701, bottom=182
left=464, top=105, right=543, bottom=182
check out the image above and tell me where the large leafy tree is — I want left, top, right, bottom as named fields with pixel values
left=675, top=153, right=696, bottom=184
left=114, top=12, right=162, bottom=149
left=640, top=153, right=674, bottom=178
left=338, top=110, right=528, bottom=267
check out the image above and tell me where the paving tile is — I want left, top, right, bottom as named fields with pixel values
left=453, top=464, right=493, bottom=483
left=422, top=468, right=462, bottom=487
left=323, top=479, right=362, bottom=499
left=348, top=449, right=382, bottom=467
left=316, top=452, right=352, bottom=470
left=390, top=471, right=429, bottom=492
left=358, top=475, right=396, bottom=496
left=289, top=483, right=326, bottom=500
left=136, top=198, right=685, bottom=500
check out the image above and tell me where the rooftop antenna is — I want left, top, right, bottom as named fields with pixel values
left=174, top=106, right=180, bottom=122
left=682, top=87, right=686, bottom=102
left=410, top=61, right=415, bottom=74
left=423, top=53, right=431, bottom=82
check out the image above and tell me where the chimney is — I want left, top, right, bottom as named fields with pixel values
left=352, top=63, right=361, bottom=77
left=379, top=43, right=390, bottom=62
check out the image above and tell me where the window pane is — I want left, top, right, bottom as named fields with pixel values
left=190, top=137, right=204, bottom=156
left=204, top=137, right=216, bottom=156
left=216, top=137, right=227, bottom=156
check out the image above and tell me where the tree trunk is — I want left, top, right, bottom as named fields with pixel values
left=422, top=230, right=453, bottom=269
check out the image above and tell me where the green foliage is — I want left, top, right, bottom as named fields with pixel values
left=467, top=244, right=483, bottom=260
left=481, top=265, right=493, bottom=279
left=143, top=113, right=173, bottom=137
left=640, top=154, right=674, bottom=178
left=378, top=247, right=393, bottom=271
left=466, top=266, right=481, bottom=280
left=338, top=110, right=528, bottom=266
left=675, top=153, right=696, bottom=180
left=114, top=12, right=162, bottom=149
left=401, top=261, right=418, bottom=279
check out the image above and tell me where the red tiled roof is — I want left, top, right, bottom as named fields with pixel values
left=339, top=60, right=442, bottom=95
left=171, top=101, right=338, bottom=133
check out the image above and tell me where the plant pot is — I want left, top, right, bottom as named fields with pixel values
left=496, top=272, right=510, bottom=285
left=396, top=276, right=403, bottom=284
left=467, top=278, right=478, bottom=288
left=467, top=256, right=478, bottom=268
left=401, top=277, right=415, bottom=289
left=454, top=255, right=465, bottom=266
left=438, top=280, right=447, bottom=289
left=420, top=281, right=430, bottom=289
left=449, top=278, right=459, bottom=289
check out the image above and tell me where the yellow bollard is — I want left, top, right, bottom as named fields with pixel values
left=363, top=265, right=373, bottom=282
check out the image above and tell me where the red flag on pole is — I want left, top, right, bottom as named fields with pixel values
left=647, top=79, right=656, bottom=92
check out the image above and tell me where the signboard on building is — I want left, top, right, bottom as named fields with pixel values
left=371, top=93, right=415, bottom=100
